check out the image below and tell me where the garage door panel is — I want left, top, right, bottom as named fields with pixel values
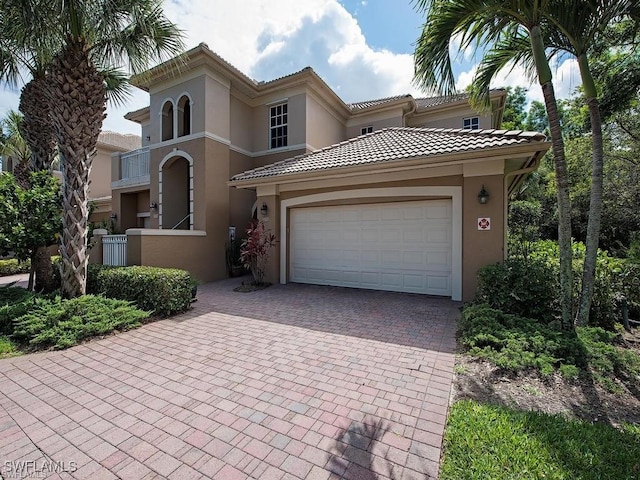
left=290, top=200, right=452, bottom=296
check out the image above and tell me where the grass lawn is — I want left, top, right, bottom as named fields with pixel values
left=441, top=400, right=640, bottom=480
left=0, top=335, right=20, bottom=357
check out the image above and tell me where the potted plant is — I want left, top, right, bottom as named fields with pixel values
left=225, top=237, right=245, bottom=277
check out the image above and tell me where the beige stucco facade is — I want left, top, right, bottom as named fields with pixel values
left=105, top=43, right=548, bottom=300
left=232, top=143, right=548, bottom=301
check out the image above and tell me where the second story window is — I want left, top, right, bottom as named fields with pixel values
left=270, top=103, right=288, bottom=149
left=463, top=116, right=480, bottom=130
left=361, top=126, right=373, bottom=135
left=161, top=100, right=174, bottom=141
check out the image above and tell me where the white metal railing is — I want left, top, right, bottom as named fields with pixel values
left=120, top=147, right=150, bottom=179
left=170, top=213, right=192, bottom=230
left=102, top=234, right=127, bottom=266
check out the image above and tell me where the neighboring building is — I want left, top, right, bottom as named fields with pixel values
left=1, top=130, right=141, bottom=224
left=110, top=43, right=549, bottom=301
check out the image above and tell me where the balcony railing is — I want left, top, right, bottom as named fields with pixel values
left=121, top=147, right=150, bottom=179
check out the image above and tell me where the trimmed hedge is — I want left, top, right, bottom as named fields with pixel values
left=88, top=265, right=195, bottom=316
left=0, top=258, right=31, bottom=276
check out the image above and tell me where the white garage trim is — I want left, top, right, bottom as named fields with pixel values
left=279, top=186, right=462, bottom=300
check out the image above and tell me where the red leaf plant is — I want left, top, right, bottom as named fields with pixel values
left=239, top=221, right=277, bottom=285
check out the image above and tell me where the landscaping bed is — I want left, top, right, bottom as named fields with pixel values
left=452, top=326, right=640, bottom=427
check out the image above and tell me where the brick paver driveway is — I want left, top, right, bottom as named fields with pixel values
left=0, top=278, right=458, bottom=480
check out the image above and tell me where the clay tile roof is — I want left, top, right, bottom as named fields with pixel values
left=415, top=93, right=470, bottom=108
left=348, top=94, right=412, bottom=111
left=231, top=127, right=547, bottom=182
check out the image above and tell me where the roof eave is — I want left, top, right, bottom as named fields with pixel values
left=228, top=140, right=551, bottom=189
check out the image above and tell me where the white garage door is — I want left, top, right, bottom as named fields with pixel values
left=289, top=200, right=452, bottom=296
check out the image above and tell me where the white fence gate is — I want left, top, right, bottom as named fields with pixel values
left=102, top=234, right=127, bottom=266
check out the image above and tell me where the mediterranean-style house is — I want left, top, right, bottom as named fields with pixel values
left=107, top=42, right=550, bottom=301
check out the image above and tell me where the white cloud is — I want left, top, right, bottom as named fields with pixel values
left=0, top=1, right=583, bottom=137
left=455, top=57, right=581, bottom=107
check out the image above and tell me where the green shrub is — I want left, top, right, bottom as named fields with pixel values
left=0, top=286, right=36, bottom=335
left=0, top=258, right=31, bottom=276
left=89, top=265, right=195, bottom=316
left=11, top=295, right=149, bottom=350
left=494, top=240, right=637, bottom=329
left=460, top=304, right=640, bottom=392
left=460, top=305, right=584, bottom=374
left=475, top=258, right=558, bottom=322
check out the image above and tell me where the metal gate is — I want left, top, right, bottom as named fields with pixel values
left=102, top=235, right=127, bottom=266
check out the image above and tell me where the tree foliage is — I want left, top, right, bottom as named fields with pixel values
left=0, top=171, right=60, bottom=262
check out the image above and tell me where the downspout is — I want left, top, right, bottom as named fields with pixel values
left=502, top=152, right=544, bottom=259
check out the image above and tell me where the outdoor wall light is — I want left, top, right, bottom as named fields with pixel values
left=478, top=185, right=490, bottom=204
left=150, top=202, right=158, bottom=210
left=260, top=203, right=268, bottom=216
left=110, top=213, right=117, bottom=220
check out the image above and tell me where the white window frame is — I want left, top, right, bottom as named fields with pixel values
left=463, top=116, right=480, bottom=130
left=269, top=102, right=288, bottom=149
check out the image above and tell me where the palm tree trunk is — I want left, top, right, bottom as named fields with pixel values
left=530, top=25, right=573, bottom=329
left=47, top=40, right=106, bottom=297
left=576, top=54, right=604, bottom=326
left=19, top=76, right=58, bottom=292
left=19, top=77, right=56, bottom=172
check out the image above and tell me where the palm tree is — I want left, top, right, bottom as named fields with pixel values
left=544, top=0, right=639, bottom=325
left=445, top=1, right=638, bottom=326
left=1, top=1, right=63, bottom=292
left=413, top=0, right=574, bottom=329
left=14, top=0, right=184, bottom=297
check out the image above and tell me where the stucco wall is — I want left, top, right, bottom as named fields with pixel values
left=409, top=110, right=494, bottom=130
left=462, top=174, right=504, bottom=300
left=149, top=75, right=207, bottom=143
left=254, top=169, right=505, bottom=302
left=126, top=230, right=213, bottom=282
left=230, top=95, right=254, bottom=152
left=90, top=149, right=113, bottom=199
left=346, top=115, right=404, bottom=139
left=252, top=93, right=306, bottom=151
left=306, top=94, right=344, bottom=150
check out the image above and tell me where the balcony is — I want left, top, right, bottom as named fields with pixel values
left=112, top=147, right=150, bottom=189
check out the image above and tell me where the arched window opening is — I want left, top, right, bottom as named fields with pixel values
left=177, top=95, right=191, bottom=137
left=161, top=101, right=174, bottom=141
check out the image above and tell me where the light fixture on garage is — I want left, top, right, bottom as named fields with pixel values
left=478, top=185, right=490, bottom=204
left=109, top=212, right=117, bottom=220
left=260, top=203, right=268, bottom=216
left=150, top=202, right=158, bottom=211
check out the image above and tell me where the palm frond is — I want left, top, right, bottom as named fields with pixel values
left=469, top=31, right=536, bottom=110
left=101, top=67, right=133, bottom=107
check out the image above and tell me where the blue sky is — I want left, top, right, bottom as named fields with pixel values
left=0, top=1, right=580, bottom=136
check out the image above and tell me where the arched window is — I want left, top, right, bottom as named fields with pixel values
left=177, top=95, right=192, bottom=137
left=161, top=100, right=174, bottom=141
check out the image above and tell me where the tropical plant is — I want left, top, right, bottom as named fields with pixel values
left=541, top=0, right=639, bottom=326
left=413, top=0, right=574, bottom=329
left=0, top=171, right=61, bottom=291
left=240, top=221, right=277, bottom=285
left=1, top=0, right=184, bottom=297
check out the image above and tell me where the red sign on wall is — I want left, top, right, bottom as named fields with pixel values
left=478, top=217, right=491, bottom=231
